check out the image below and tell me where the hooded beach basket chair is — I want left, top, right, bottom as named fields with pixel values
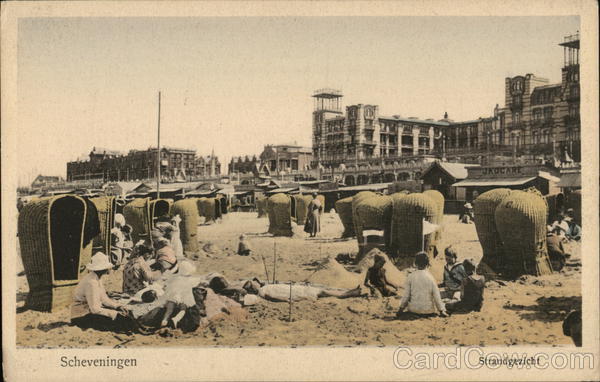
left=335, top=196, right=355, bottom=238
left=353, top=194, right=393, bottom=257
left=495, top=189, right=553, bottom=278
left=294, top=194, right=313, bottom=225
left=90, top=196, right=116, bottom=256
left=389, top=193, right=438, bottom=262
left=473, top=188, right=511, bottom=276
left=267, top=193, right=294, bottom=236
left=171, top=199, right=199, bottom=255
left=18, top=195, right=90, bottom=312
left=123, top=198, right=151, bottom=244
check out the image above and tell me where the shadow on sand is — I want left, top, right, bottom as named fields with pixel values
left=503, top=295, right=581, bottom=322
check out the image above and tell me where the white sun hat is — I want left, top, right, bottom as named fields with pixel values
left=87, top=252, right=113, bottom=271
left=114, top=213, right=126, bottom=227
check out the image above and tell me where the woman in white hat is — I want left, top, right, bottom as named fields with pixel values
left=71, top=252, right=136, bottom=333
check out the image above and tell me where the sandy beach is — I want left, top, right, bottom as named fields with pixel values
left=16, top=211, right=581, bottom=348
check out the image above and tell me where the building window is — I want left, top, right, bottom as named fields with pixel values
left=533, top=108, right=542, bottom=121
left=570, top=85, right=580, bottom=98
left=513, top=112, right=521, bottom=125
left=569, top=104, right=580, bottom=118
left=543, top=107, right=553, bottom=121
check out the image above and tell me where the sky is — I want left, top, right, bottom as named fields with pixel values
left=17, top=16, right=579, bottom=185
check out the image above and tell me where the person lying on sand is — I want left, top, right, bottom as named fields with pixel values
left=258, top=283, right=364, bottom=302
left=363, top=254, right=398, bottom=297
left=445, top=259, right=485, bottom=314
left=397, top=252, right=448, bottom=318
left=207, top=274, right=261, bottom=305
left=71, top=252, right=137, bottom=334
left=439, top=246, right=467, bottom=300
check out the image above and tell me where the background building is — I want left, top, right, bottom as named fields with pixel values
left=228, top=144, right=313, bottom=181
left=30, top=175, right=66, bottom=192
left=491, top=33, right=580, bottom=165
left=312, top=33, right=581, bottom=174
left=67, top=146, right=220, bottom=182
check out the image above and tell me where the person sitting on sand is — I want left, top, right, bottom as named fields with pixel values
left=397, top=252, right=448, bottom=318
left=71, top=252, right=136, bottom=333
left=237, top=234, right=252, bottom=256
left=122, top=241, right=163, bottom=295
left=459, top=202, right=474, bottom=224
left=562, top=310, right=582, bottom=347
left=439, top=246, right=467, bottom=299
left=546, top=229, right=569, bottom=271
left=151, top=238, right=178, bottom=273
left=547, top=213, right=569, bottom=241
left=565, top=215, right=581, bottom=241
left=445, top=259, right=485, bottom=314
left=121, top=224, right=134, bottom=248
left=137, top=262, right=208, bottom=334
left=363, top=254, right=398, bottom=297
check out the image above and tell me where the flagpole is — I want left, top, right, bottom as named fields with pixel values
left=421, top=218, right=425, bottom=252
left=156, top=91, right=161, bottom=199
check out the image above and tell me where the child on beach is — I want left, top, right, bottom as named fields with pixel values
left=445, top=259, right=485, bottom=314
left=397, top=252, right=447, bottom=318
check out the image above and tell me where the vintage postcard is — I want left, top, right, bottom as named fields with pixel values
left=2, top=1, right=599, bottom=381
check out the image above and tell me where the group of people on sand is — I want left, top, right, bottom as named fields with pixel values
left=364, top=247, right=484, bottom=319
left=71, top=213, right=183, bottom=333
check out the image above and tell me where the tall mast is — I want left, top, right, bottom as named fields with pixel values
left=156, top=91, right=161, bottom=199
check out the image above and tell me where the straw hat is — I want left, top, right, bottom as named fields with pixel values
left=87, top=252, right=113, bottom=271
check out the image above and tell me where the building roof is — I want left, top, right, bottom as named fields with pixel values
left=265, top=187, right=299, bottom=194
left=91, top=147, right=122, bottom=156
left=184, top=190, right=217, bottom=197
left=338, top=182, right=392, bottom=192
left=532, top=84, right=562, bottom=91
left=449, top=120, right=481, bottom=125
left=423, top=162, right=479, bottom=181
left=32, top=175, right=64, bottom=183
left=379, top=115, right=450, bottom=126
left=443, top=163, right=475, bottom=179
left=452, top=177, right=537, bottom=187
left=103, top=181, right=140, bottom=194
left=557, top=172, right=581, bottom=188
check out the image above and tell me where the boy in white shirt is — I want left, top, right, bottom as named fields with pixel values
left=397, top=252, right=447, bottom=318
